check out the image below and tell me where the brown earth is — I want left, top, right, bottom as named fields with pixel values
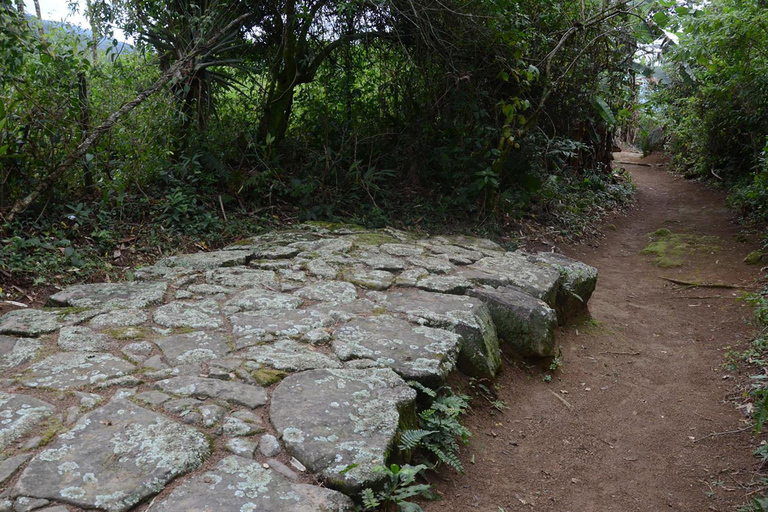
left=425, top=152, right=766, bottom=512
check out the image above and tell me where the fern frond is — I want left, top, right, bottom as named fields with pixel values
left=398, top=429, right=436, bottom=451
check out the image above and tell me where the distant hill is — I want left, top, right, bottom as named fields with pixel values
left=31, top=16, right=132, bottom=55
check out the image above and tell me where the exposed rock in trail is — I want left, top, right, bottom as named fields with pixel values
left=529, top=252, right=598, bottom=324
left=0, top=223, right=597, bottom=507
left=48, top=282, right=167, bottom=310
left=0, top=392, right=55, bottom=451
left=13, top=399, right=209, bottom=512
left=145, top=455, right=355, bottom=512
left=270, top=368, right=416, bottom=493
left=468, top=286, right=557, bottom=357
left=333, top=315, right=461, bottom=385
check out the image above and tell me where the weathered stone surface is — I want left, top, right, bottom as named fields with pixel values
left=270, top=368, right=416, bottom=492
left=206, top=268, right=279, bottom=289
left=156, top=331, right=231, bottom=365
left=305, top=259, right=339, bottom=279
left=133, top=391, right=171, bottom=407
left=407, top=255, right=455, bottom=274
left=230, top=309, right=334, bottom=347
left=0, top=393, right=54, bottom=452
left=0, top=336, right=41, bottom=369
left=57, top=327, right=110, bottom=352
left=155, top=376, right=268, bottom=409
left=416, top=275, right=472, bottom=295
left=146, top=455, right=355, bottom=512
left=442, top=235, right=505, bottom=256
left=529, top=252, right=598, bottom=324
left=156, top=250, right=253, bottom=270
left=223, top=289, right=303, bottom=315
left=122, top=342, right=154, bottom=364
left=341, top=268, right=394, bottom=291
left=89, top=309, right=148, bottom=328
left=14, top=399, right=210, bottom=512
left=48, top=282, right=167, bottom=310
left=295, top=281, right=358, bottom=303
left=358, top=253, right=406, bottom=271
left=380, top=243, right=424, bottom=257
left=468, top=286, right=557, bottom=357
left=375, top=289, right=501, bottom=379
left=153, top=300, right=223, bottom=329
left=185, top=283, right=234, bottom=297
left=333, top=316, right=460, bottom=385
left=395, top=268, right=429, bottom=287
left=259, top=434, right=281, bottom=457
left=466, top=252, right=562, bottom=306
left=220, top=416, right=261, bottom=437
left=21, top=352, right=135, bottom=390
left=425, top=243, right=484, bottom=265
left=200, top=404, right=226, bottom=427
left=12, top=497, right=49, bottom=511
left=0, top=454, right=31, bottom=487
left=0, top=310, right=63, bottom=337
left=242, top=340, right=341, bottom=371
left=226, top=437, right=257, bottom=457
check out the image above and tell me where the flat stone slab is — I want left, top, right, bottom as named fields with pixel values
left=416, top=275, right=472, bottom=295
left=0, top=392, right=55, bottom=451
left=466, top=252, right=562, bottom=306
left=295, top=281, right=358, bottom=303
left=0, top=310, right=63, bottom=337
left=0, top=336, right=41, bottom=369
left=333, top=316, right=460, bottom=385
left=21, top=352, right=135, bottom=390
left=155, top=376, right=268, bottom=409
left=14, top=399, right=210, bottom=512
left=156, top=250, right=253, bottom=270
left=469, top=286, right=557, bottom=357
left=223, top=289, right=303, bottom=315
left=270, top=368, right=416, bottom=492
left=57, top=326, right=111, bottom=352
left=89, top=309, right=147, bottom=328
left=341, top=268, right=394, bottom=291
left=205, top=268, right=279, bottom=288
left=48, top=282, right=167, bottom=310
left=230, top=309, right=334, bottom=347
left=375, top=290, right=500, bottom=379
left=154, top=300, right=223, bottom=329
left=146, top=455, right=355, bottom=512
left=156, top=331, right=232, bottom=365
left=0, top=453, right=31, bottom=486
left=242, top=340, right=342, bottom=371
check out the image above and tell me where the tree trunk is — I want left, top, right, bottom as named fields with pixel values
left=15, top=0, right=23, bottom=14
left=78, top=72, right=93, bottom=194
left=85, top=0, right=99, bottom=64
left=32, top=0, right=43, bottom=35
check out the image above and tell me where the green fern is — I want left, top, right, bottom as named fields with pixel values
left=398, top=429, right=437, bottom=451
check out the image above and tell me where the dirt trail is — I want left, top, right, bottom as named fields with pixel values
left=426, top=152, right=764, bottom=511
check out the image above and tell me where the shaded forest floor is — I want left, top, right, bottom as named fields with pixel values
left=425, top=152, right=766, bottom=511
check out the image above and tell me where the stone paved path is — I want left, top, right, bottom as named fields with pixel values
left=0, top=223, right=596, bottom=511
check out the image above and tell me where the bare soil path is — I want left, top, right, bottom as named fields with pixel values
left=426, top=152, right=765, bottom=511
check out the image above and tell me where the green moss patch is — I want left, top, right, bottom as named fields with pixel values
left=640, top=229, right=720, bottom=268
left=250, top=368, right=288, bottom=387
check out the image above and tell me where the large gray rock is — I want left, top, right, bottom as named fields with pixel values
left=205, top=268, right=279, bottom=289
left=156, top=331, right=232, bottom=365
left=465, top=252, right=562, bottom=307
left=57, top=326, right=110, bottom=352
left=13, top=399, right=210, bottom=512
left=155, top=250, right=253, bottom=270
left=154, top=300, right=223, bottom=329
left=0, top=393, right=55, bottom=451
left=0, top=454, right=31, bottom=487
left=0, top=310, right=63, bottom=337
left=529, top=252, right=598, bottom=324
left=375, top=290, right=501, bottom=379
left=0, top=336, right=41, bottom=369
left=468, top=286, right=557, bottom=357
left=333, top=315, right=460, bottom=385
left=270, top=369, right=416, bottom=493
left=146, top=455, right=355, bottom=512
left=223, top=289, right=303, bottom=315
left=242, top=340, right=342, bottom=371
left=155, top=376, right=268, bottom=409
left=230, top=309, right=334, bottom=348
left=341, top=268, right=394, bottom=291
left=295, top=281, right=358, bottom=303
left=21, top=352, right=135, bottom=390
left=48, top=282, right=167, bottom=310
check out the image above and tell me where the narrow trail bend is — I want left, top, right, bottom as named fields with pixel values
left=426, top=152, right=764, bottom=511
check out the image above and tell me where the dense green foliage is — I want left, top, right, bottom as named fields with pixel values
left=0, top=0, right=657, bottom=287
left=642, top=0, right=768, bottom=224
